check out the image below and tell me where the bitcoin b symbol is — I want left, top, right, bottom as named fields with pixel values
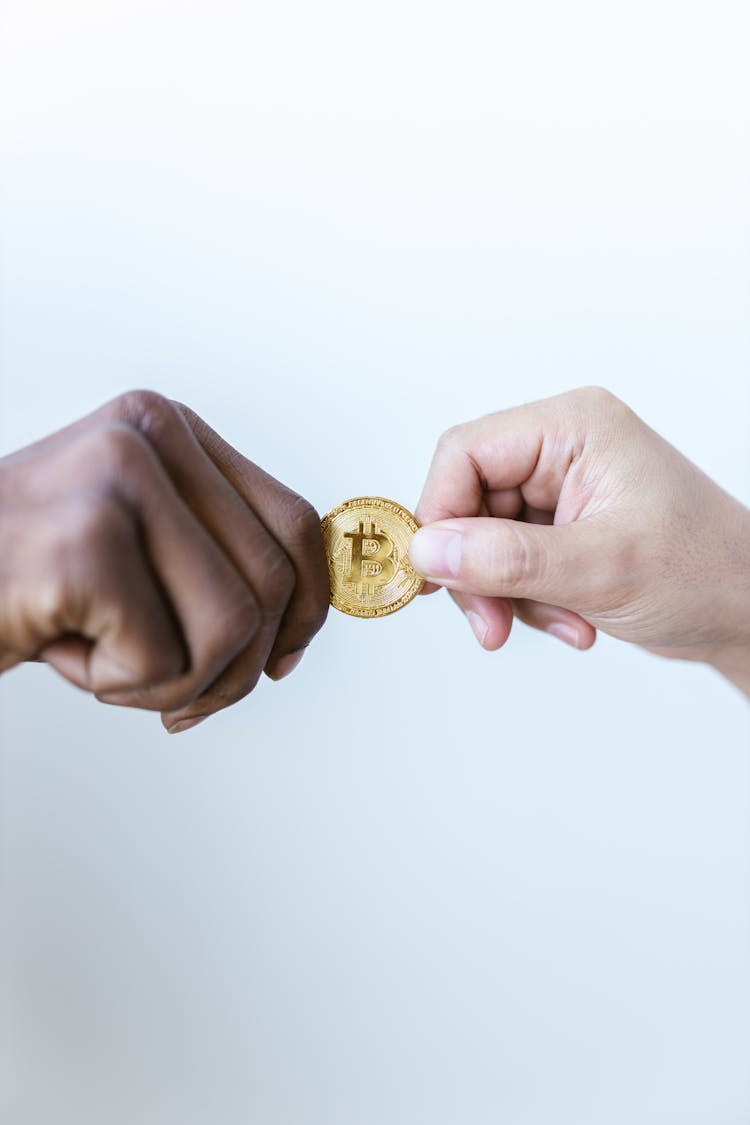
left=321, top=496, right=424, bottom=617
left=344, top=521, right=396, bottom=593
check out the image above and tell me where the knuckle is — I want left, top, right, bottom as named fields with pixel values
left=573, top=385, right=624, bottom=413
left=87, top=422, right=150, bottom=486
left=301, top=602, right=329, bottom=638
left=436, top=424, right=465, bottom=453
left=97, top=684, right=180, bottom=713
left=276, top=492, right=322, bottom=548
left=203, top=676, right=259, bottom=712
left=488, top=524, right=542, bottom=594
left=170, top=399, right=199, bottom=429
left=157, top=684, right=202, bottom=712
left=171, top=648, right=269, bottom=720
left=222, top=590, right=262, bottom=649
left=135, top=640, right=186, bottom=686
left=260, top=551, right=296, bottom=608
left=570, top=386, right=640, bottom=447
left=281, top=608, right=328, bottom=653
left=192, top=589, right=261, bottom=690
left=113, top=389, right=182, bottom=442
left=173, top=675, right=259, bottom=722
left=92, top=643, right=184, bottom=701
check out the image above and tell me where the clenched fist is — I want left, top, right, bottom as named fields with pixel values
left=0, top=391, right=329, bottom=731
left=410, top=387, right=750, bottom=697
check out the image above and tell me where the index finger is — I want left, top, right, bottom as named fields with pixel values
left=414, top=409, right=545, bottom=527
left=414, top=390, right=600, bottom=528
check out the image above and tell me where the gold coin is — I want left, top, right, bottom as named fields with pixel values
left=321, top=496, right=424, bottom=618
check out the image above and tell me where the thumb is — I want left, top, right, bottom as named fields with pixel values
left=409, top=517, right=604, bottom=607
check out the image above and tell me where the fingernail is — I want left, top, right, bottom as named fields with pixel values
left=409, top=529, right=463, bottom=580
left=267, top=649, right=305, bottom=682
left=465, top=610, right=489, bottom=648
left=546, top=623, right=580, bottom=648
left=168, top=715, right=208, bottom=735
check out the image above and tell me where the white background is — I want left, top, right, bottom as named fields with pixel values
left=1, top=1, right=749, bottom=1122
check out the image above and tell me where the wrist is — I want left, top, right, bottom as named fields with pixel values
left=705, top=497, right=750, bottom=698
left=708, top=643, right=750, bottom=699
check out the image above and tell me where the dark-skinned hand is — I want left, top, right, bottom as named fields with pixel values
left=0, top=391, right=329, bottom=732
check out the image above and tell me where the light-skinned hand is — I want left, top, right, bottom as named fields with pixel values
left=410, top=387, right=750, bottom=697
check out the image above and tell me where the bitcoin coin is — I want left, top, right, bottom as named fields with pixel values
left=321, top=497, right=424, bottom=618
